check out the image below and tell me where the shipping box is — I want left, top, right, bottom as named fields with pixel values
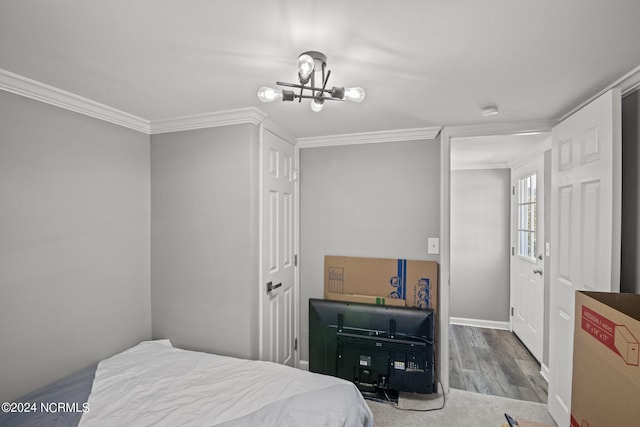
left=571, top=291, right=640, bottom=427
left=325, top=292, right=406, bottom=307
left=324, top=255, right=438, bottom=311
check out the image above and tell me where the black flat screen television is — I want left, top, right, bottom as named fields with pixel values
left=309, top=298, right=435, bottom=397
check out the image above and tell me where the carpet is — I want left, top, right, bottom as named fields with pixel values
left=366, top=388, right=557, bottom=426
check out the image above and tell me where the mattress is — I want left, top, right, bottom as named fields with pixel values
left=0, top=363, right=96, bottom=427
left=0, top=340, right=373, bottom=427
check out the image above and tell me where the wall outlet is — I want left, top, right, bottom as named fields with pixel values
left=428, top=237, right=440, bottom=255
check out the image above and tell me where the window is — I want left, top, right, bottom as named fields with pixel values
left=517, top=173, right=537, bottom=260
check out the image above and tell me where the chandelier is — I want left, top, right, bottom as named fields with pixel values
left=257, top=51, right=365, bottom=112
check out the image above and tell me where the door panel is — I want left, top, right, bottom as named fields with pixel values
left=548, top=89, right=621, bottom=426
left=261, top=129, right=295, bottom=366
left=511, top=155, right=544, bottom=362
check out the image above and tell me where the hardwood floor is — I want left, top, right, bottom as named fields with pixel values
left=449, top=324, right=548, bottom=403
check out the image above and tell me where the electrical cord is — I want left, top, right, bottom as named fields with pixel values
left=390, top=371, right=446, bottom=412
left=364, top=371, right=446, bottom=412
left=393, top=332, right=435, bottom=345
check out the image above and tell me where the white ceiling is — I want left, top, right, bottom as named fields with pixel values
left=1, top=1, right=640, bottom=139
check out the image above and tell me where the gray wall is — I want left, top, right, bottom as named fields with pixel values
left=0, top=91, right=151, bottom=402
left=621, top=90, right=640, bottom=294
left=150, top=124, right=260, bottom=359
left=450, top=168, right=510, bottom=322
left=299, top=138, right=441, bottom=361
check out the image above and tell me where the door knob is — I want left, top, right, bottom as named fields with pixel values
left=533, top=268, right=543, bottom=276
left=266, top=281, right=282, bottom=293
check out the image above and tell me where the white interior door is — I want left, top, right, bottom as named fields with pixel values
left=260, top=129, right=295, bottom=366
left=511, top=155, right=545, bottom=363
left=548, top=89, right=621, bottom=426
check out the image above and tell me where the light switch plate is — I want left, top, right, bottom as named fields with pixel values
left=428, top=237, right=440, bottom=255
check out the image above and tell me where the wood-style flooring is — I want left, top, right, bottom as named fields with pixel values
left=449, top=324, right=548, bottom=403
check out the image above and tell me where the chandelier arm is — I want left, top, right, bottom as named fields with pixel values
left=293, top=94, right=345, bottom=101
left=321, top=70, right=331, bottom=93
left=276, top=81, right=333, bottom=94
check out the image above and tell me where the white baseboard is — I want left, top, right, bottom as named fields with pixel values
left=540, top=363, right=550, bottom=383
left=449, top=317, right=510, bottom=330
left=298, top=360, right=309, bottom=371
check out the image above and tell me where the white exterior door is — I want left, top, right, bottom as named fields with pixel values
left=511, top=154, right=545, bottom=363
left=260, top=129, right=295, bottom=366
left=548, top=89, right=621, bottom=426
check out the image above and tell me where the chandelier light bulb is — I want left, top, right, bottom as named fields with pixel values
left=344, top=87, right=365, bottom=103
left=297, top=54, right=315, bottom=82
left=257, top=87, right=282, bottom=103
left=310, top=98, right=324, bottom=112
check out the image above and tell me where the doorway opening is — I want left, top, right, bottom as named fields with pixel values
left=449, top=132, right=550, bottom=402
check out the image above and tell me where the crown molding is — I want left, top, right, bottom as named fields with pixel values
left=560, top=64, right=640, bottom=122
left=150, top=107, right=268, bottom=134
left=451, top=162, right=510, bottom=171
left=443, top=120, right=556, bottom=139
left=0, top=68, right=150, bottom=133
left=297, top=126, right=442, bottom=148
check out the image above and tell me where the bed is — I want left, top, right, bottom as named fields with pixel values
left=0, top=340, right=373, bottom=427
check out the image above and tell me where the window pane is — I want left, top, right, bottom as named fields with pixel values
left=530, top=203, right=535, bottom=231
left=530, top=174, right=537, bottom=202
left=517, top=173, right=537, bottom=260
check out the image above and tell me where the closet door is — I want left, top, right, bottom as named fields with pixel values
left=259, top=129, right=295, bottom=366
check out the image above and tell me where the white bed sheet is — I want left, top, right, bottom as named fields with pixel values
left=79, top=340, right=373, bottom=427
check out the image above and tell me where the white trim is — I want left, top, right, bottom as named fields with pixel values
left=450, top=317, right=511, bottom=330
left=298, top=360, right=309, bottom=371
left=150, top=107, right=268, bottom=134
left=560, top=64, right=640, bottom=121
left=258, top=122, right=265, bottom=361
left=540, top=363, right=550, bottom=383
left=445, top=120, right=556, bottom=139
left=507, top=136, right=552, bottom=169
left=293, top=142, right=301, bottom=370
left=0, top=68, right=150, bottom=134
left=438, top=130, right=450, bottom=394
left=297, top=126, right=441, bottom=148
left=451, top=162, right=510, bottom=171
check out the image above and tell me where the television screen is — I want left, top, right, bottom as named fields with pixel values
left=309, top=298, right=435, bottom=396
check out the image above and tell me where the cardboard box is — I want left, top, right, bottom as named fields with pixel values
left=324, top=255, right=438, bottom=311
left=571, top=291, right=640, bottom=427
left=501, top=421, right=554, bottom=427
left=325, top=292, right=406, bottom=307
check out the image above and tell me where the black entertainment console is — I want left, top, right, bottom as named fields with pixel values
left=309, top=298, right=435, bottom=399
